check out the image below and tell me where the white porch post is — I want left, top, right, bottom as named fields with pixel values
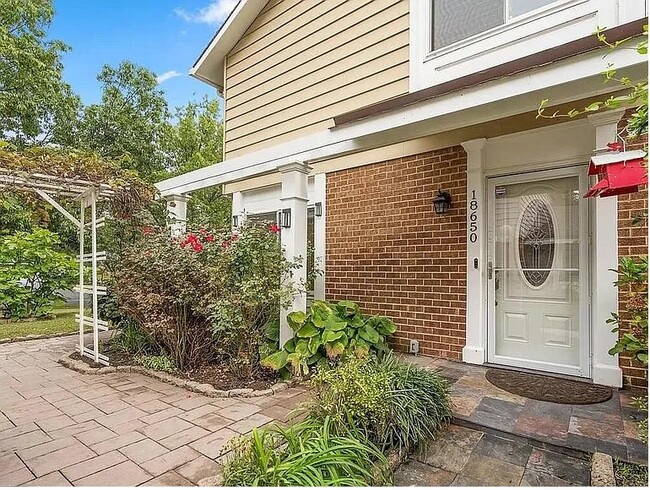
left=588, top=110, right=624, bottom=387
left=232, top=191, right=244, bottom=228
left=278, top=161, right=311, bottom=346
left=165, top=194, right=189, bottom=235
left=462, top=138, right=488, bottom=364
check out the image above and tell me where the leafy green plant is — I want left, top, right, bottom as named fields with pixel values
left=310, top=354, right=452, bottom=453
left=222, top=416, right=389, bottom=486
left=607, top=256, right=648, bottom=365
left=112, top=320, right=154, bottom=355
left=137, top=354, right=176, bottom=373
left=538, top=25, right=647, bottom=138
left=0, top=228, right=77, bottom=319
left=261, top=300, right=396, bottom=377
left=632, top=395, right=648, bottom=444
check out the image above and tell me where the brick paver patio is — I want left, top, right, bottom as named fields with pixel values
left=0, top=334, right=308, bottom=487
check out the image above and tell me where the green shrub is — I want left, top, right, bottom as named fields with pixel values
left=137, top=354, right=176, bottom=373
left=222, top=416, right=389, bottom=486
left=261, top=300, right=396, bottom=377
left=113, top=222, right=297, bottom=372
left=0, top=228, right=77, bottom=319
left=310, top=354, right=452, bottom=453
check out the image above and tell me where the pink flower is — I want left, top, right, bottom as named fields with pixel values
left=142, top=226, right=153, bottom=235
left=269, top=223, right=281, bottom=234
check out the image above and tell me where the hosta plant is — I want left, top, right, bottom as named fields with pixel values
left=261, top=300, right=396, bottom=376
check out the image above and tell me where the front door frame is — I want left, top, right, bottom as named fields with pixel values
left=486, top=166, right=591, bottom=378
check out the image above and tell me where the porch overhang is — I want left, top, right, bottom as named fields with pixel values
left=156, top=34, right=646, bottom=197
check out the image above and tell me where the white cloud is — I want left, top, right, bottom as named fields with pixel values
left=156, top=70, right=183, bottom=84
left=174, top=0, right=238, bottom=25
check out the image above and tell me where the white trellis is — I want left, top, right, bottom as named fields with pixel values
left=0, top=168, right=113, bottom=365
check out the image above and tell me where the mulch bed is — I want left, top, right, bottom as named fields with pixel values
left=72, top=340, right=278, bottom=391
left=485, top=368, right=612, bottom=405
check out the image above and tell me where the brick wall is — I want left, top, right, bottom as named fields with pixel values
left=616, top=109, right=648, bottom=389
left=326, top=146, right=467, bottom=359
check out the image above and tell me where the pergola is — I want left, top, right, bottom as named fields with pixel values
left=0, top=168, right=112, bottom=365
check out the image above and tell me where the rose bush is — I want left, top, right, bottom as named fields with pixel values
left=113, top=221, right=299, bottom=373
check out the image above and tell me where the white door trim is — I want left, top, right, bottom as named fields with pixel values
left=486, top=166, right=590, bottom=378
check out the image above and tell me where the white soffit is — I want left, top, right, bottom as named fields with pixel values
left=190, top=0, right=267, bottom=91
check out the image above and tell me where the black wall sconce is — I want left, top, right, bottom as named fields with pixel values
left=278, top=208, right=292, bottom=228
left=314, top=202, right=323, bottom=217
left=232, top=215, right=239, bottom=227
left=433, top=190, right=452, bottom=215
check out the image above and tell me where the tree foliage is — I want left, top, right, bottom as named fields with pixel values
left=77, top=61, right=170, bottom=181
left=0, top=228, right=77, bottom=319
left=0, top=0, right=81, bottom=146
left=162, top=96, right=229, bottom=228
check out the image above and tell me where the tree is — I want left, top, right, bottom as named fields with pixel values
left=0, top=228, right=77, bottom=319
left=77, top=61, right=169, bottom=181
left=0, top=0, right=81, bottom=146
left=161, top=96, right=231, bottom=228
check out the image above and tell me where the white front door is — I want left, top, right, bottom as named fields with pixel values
left=487, top=168, right=589, bottom=377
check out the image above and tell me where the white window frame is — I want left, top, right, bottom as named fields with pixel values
left=409, top=0, right=646, bottom=92
left=427, top=0, right=583, bottom=57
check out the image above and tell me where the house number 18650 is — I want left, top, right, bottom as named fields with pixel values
left=469, top=190, right=478, bottom=243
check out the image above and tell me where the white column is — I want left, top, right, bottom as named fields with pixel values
left=461, top=139, right=488, bottom=365
left=312, top=173, right=326, bottom=301
left=278, top=161, right=311, bottom=346
left=165, top=194, right=189, bottom=235
left=232, top=191, right=244, bottom=228
left=588, top=110, right=625, bottom=387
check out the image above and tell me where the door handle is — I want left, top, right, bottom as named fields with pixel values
left=488, top=261, right=493, bottom=280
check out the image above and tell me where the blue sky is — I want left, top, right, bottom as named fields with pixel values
left=49, top=1, right=238, bottom=110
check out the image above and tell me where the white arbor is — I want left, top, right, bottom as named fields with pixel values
left=0, top=168, right=112, bottom=365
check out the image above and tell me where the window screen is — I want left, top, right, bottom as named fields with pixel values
left=432, top=0, right=557, bottom=50
left=432, top=0, right=504, bottom=50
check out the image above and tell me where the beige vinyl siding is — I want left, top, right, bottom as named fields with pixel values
left=223, top=0, right=409, bottom=159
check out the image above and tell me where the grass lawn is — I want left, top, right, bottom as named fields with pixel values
left=0, top=307, right=84, bottom=340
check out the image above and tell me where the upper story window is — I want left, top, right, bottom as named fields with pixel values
left=431, top=0, right=557, bottom=50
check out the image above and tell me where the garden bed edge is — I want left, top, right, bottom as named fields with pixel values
left=58, top=351, right=297, bottom=398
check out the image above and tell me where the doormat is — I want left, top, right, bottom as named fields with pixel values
left=485, top=369, right=612, bottom=405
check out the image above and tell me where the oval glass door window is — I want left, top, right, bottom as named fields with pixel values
left=518, top=199, right=555, bottom=287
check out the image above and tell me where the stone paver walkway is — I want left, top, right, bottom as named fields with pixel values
left=394, top=424, right=592, bottom=486
left=0, top=335, right=307, bottom=487
left=402, top=355, right=647, bottom=465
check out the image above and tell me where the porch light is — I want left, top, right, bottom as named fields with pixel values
left=433, top=190, right=452, bottom=214
left=279, top=208, right=291, bottom=228
left=232, top=215, right=239, bottom=228
left=314, top=202, right=322, bottom=217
